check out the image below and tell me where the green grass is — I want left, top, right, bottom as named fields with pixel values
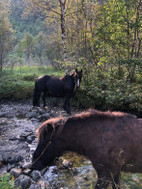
left=0, top=66, right=64, bottom=100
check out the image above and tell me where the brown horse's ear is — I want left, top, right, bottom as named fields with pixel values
left=46, top=123, right=54, bottom=134
left=42, top=123, right=54, bottom=140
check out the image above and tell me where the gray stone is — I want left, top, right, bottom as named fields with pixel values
left=23, top=168, right=31, bottom=175
left=62, top=159, right=72, bottom=168
left=29, top=184, right=41, bottom=189
left=20, top=133, right=28, bottom=141
left=0, top=154, right=3, bottom=161
left=10, top=168, right=22, bottom=178
left=28, top=112, right=37, bottom=119
left=26, top=135, right=35, bottom=144
left=15, top=174, right=31, bottom=189
left=2, top=154, right=9, bottom=163
left=9, top=136, right=18, bottom=141
left=31, top=170, right=41, bottom=181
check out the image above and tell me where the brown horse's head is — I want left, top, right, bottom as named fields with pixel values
left=31, top=118, right=65, bottom=171
left=74, top=68, right=82, bottom=88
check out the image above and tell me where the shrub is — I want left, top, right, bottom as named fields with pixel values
left=0, top=174, right=14, bottom=189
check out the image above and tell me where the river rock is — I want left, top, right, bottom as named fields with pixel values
left=0, top=118, right=8, bottom=125
left=20, top=133, right=28, bottom=141
left=15, top=174, right=31, bottom=189
left=0, top=154, right=3, bottom=161
left=31, top=170, right=41, bottom=181
left=28, top=112, right=37, bottom=119
left=62, top=159, right=72, bottom=168
left=26, top=135, right=35, bottom=144
left=23, top=168, right=32, bottom=175
left=10, top=168, right=22, bottom=178
left=2, top=154, right=9, bottom=163
left=29, top=184, right=41, bottom=189
left=10, top=155, right=22, bottom=163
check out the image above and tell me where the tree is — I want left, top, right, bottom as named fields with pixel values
left=24, top=0, right=78, bottom=66
left=0, top=0, right=14, bottom=73
left=21, top=33, right=34, bottom=64
left=35, top=32, right=46, bottom=64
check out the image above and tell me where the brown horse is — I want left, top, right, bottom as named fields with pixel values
left=31, top=110, right=142, bottom=189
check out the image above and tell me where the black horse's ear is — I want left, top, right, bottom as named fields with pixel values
left=81, top=69, right=82, bottom=73
left=75, top=68, right=78, bottom=73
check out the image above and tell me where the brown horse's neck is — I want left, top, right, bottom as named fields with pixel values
left=59, top=122, right=91, bottom=156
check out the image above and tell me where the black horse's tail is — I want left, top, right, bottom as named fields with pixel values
left=33, top=81, right=39, bottom=106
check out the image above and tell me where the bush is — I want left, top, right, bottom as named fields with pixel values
left=0, top=174, right=14, bottom=189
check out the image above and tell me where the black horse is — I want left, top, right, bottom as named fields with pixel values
left=33, top=69, right=82, bottom=114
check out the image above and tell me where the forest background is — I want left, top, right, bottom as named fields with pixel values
left=0, top=0, right=142, bottom=116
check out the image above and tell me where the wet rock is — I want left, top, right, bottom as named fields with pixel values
left=0, top=154, right=3, bottom=161
left=44, top=166, right=58, bottom=182
left=2, top=154, right=9, bottom=163
left=28, top=144, right=36, bottom=153
left=0, top=112, right=6, bottom=118
left=9, top=136, right=18, bottom=141
left=10, top=168, right=22, bottom=178
left=0, top=118, right=8, bottom=125
left=37, top=180, right=49, bottom=188
left=3, top=154, right=23, bottom=164
left=20, top=133, right=28, bottom=141
left=62, top=159, right=72, bottom=169
left=15, top=174, right=31, bottom=189
left=31, top=170, right=41, bottom=181
left=40, top=167, right=48, bottom=175
left=28, top=112, right=37, bottom=119
left=39, top=113, right=50, bottom=121
left=23, top=168, right=32, bottom=175
left=29, top=184, right=41, bottom=189
left=26, top=135, right=35, bottom=144
left=22, top=162, right=32, bottom=169
left=11, top=155, right=22, bottom=163
left=72, top=167, right=80, bottom=174
left=7, top=164, right=15, bottom=172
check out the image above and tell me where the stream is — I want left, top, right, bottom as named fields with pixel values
left=0, top=99, right=96, bottom=189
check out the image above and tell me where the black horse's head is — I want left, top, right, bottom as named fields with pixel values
left=74, top=68, right=82, bottom=88
left=31, top=122, right=64, bottom=171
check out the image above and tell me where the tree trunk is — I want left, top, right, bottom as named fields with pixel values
left=59, top=0, right=67, bottom=63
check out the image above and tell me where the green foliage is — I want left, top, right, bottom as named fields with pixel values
left=75, top=63, right=142, bottom=115
left=122, top=173, right=142, bottom=189
left=0, top=173, right=14, bottom=189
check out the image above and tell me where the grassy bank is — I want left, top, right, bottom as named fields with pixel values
left=0, top=66, right=63, bottom=100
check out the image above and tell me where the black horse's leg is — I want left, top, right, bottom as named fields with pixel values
left=42, top=91, right=47, bottom=107
left=94, top=167, right=112, bottom=189
left=112, top=173, right=120, bottom=189
left=64, top=93, right=71, bottom=114
left=37, top=92, right=41, bottom=107
left=63, top=100, right=67, bottom=112
left=94, top=179, right=109, bottom=189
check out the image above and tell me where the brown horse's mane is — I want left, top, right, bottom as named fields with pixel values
left=37, top=109, right=136, bottom=140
